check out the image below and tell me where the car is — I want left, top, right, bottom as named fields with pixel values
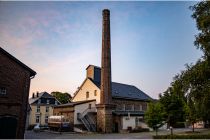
left=33, top=124, right=40, bottom=132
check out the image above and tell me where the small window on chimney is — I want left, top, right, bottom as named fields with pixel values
left=86, top=92, right=89, bottom=99
left=0, top=87, right=6, bottom=95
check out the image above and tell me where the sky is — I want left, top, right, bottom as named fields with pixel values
left=0, top=1, right=202, bottom=99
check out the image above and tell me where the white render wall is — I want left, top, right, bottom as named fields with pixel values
left=72, top=79, right=101, bottom=104
left=122, top=116, right=136, bottom=130
left=74, top=100, right=96, bottom=124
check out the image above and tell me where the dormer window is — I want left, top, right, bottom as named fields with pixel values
left=38, top=99, right=41, bottom=104
left=47, top=99, right=49, bottom=104
left=0, top=87, right=6, bottom=95
left=55, top=100, right=58, bottom=105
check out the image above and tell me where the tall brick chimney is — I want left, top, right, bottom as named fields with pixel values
left=100, top=9, right=112, bottom=104
left=96, top=9, right=115, bottom=133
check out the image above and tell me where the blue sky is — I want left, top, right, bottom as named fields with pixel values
left=0, top=1, right=202, bottom=99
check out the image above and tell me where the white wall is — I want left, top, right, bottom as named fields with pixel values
left=74, top=100, right=96, bottom=124
left=122, top=116, right=136, bottom=130
left=72, top=79, right=101, bottom=104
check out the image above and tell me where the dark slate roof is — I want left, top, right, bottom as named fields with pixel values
left=0, top=47, right=36, bottom=77
left=89, top=78, right=152, bottom=101
left=29, top=92, right=59, bottom=104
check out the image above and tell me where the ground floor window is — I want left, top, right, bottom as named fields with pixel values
left=36, top=115, right=40, bottom=123
left=135, top=117, right=143, bottom=126
left=45, top=116, right=48, bottom=124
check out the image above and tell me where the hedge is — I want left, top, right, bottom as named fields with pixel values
left=153, top=134, right=210, bottom=139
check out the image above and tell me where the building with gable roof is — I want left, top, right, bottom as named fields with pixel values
left=28, top=92, right=60, bottom=128
left=54, top=65, right=152, bottom=132
left=0, top=47, right=36, bottom=138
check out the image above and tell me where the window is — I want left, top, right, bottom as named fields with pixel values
left=55, top=100, right=58, bottom=105
left=45, top=116, right=48, bottom=123
left=46, top=106, right=49, bottom=112
left=125, top=104, right=132, bottom=111
left=36, top=115, right=40, bottom=123
left=37, top=106, right=40, bottom=112
left=89, top=104, right=92, bottom=109
left=47, top=99, right=49, bottom=104
left=94, top=90, right=97, bottom=96
left=132, top=104, right=134, bottom=111
left=86, top=92, right=89, bottom=98
left=38, top=99, right=41, bottom=104
left=0, top=87, right=6, bottom=95
left=140, top=105, right=143, bottom=111
left=123, top=104, right=126, bottom=111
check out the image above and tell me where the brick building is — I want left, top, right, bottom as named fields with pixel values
left=0, top=47, right=36, bottom=138
left=54, top=9, right=152, bottom=133
left=65, top=65, right=151, bottom=132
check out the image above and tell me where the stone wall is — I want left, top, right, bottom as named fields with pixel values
left=0, top=51, right=32, bottom=138
left=112, top=98, right=148, bottom=111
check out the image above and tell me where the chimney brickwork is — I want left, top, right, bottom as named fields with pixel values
left=96, top=9, right=116, bottom=133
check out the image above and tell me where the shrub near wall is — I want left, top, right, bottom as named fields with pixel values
left=153, top=134, right=210, bottom=139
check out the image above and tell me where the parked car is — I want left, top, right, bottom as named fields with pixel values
left=33, top=124, right=40, bottom=132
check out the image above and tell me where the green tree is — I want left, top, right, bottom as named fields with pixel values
left=51, top=91, right=72, bottom=104
left=190, top=1, right=210, bottom=59
left=145, top=102, right=165, bottom=136
left=159, top=89, right=186, bottom=128
left=185, top=98, right=198, bottom=132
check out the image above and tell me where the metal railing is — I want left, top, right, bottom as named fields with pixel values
left=77, top=107, right=96, bottom=132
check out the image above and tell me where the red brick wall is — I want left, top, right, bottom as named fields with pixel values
left=0, top=52, right=32, bottom=138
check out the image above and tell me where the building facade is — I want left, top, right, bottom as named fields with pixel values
left=76, top=65, right=151, bottom=132
left=28, top=92, right=60, bottom=128
left=53, top=9, right=152, bottom=133
left=0, top=47, right=36, bottom=138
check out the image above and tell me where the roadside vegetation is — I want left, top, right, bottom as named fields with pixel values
left=145, top=1, right=210, bottom=138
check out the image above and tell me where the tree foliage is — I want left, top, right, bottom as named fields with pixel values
left=145, top=102, right=166, bottom=133
left=148, top=1, right=210, bottom=130
left=51, top=91, right=72, bottom=104
left=159, top=89, right=186, bottom=127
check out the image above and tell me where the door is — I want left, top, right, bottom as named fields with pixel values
left=0, top=116, right=18, bottom=138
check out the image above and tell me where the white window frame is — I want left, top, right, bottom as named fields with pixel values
left=37, top=106, right=40, bottom=112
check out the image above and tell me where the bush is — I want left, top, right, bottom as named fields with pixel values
left=153, top=134, right=210, bottom=139
left=173, top=122, right=185, bottom=128
left=27, top=125, right=36, bottom=130
left=130, top=127, right=150, bottom=133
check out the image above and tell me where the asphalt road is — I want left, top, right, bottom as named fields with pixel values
left=25, top=128, right=209, bottom=139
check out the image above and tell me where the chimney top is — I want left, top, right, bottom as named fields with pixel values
left=103, top=9, right=110, bottom=14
